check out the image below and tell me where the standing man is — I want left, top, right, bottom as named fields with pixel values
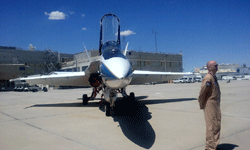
left=198, top=61, right=221, bottom=150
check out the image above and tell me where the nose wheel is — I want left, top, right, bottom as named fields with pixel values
left=129, top=92, right=135, bottom=100
left=82, top=94, right=89, bottom=105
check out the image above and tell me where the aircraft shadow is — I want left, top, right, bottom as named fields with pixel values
left=25, top=96, right=197, bottom=149
left=112, top=99, right=155, bottom=149
left=25, top=97, right=196, bottom=109
left=25, top=102, right=100, bottom=109
left=217, top=143, right=239, bottom=150
left=140, top=98, right=197, bottom=105
left=109, top=97, right=196, bottom=149
left=76, top=96, right=148, bottom=101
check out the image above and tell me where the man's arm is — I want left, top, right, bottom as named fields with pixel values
left=198, top=77, right=211, bottom=109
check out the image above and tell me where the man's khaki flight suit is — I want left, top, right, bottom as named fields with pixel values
left=198, top=73, right=221, bottom=150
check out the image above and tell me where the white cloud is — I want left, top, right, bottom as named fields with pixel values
left=81, top=14, right=85, bottom=17
left=120, top=30, right=136, bottom=36
left=45, top=11, right=66, bottom=20
left=28, top=44, right=36, bottom=51
left=82, top=28, right=87, bottom=31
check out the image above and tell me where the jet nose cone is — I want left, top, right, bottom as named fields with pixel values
left=102, top=57, right=132, bottom=79
left=111, top=58, right=131, bottom=79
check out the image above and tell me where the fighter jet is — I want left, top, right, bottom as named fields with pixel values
left=11, top=13, right=192, bottom=116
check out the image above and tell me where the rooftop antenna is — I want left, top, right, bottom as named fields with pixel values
left=152, top=28, right=158, bottom=53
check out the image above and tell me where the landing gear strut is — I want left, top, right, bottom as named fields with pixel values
left=82, top=87, right=136, bottom=117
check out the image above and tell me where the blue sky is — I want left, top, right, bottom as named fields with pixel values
left=1, top=0, right=249, bottom=72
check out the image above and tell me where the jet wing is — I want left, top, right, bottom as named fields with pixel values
left=10, top=71, right=90, bottom=87
left=130, top=70, right=193, bottom=84
left=10, top=60, right=101, bottom=87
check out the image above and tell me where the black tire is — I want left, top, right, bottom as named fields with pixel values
left=82, top=94, right=88, bottom=105
left=129, top=92, right=135, bottom=101
left=43, top=87, right=48, bottom=92
left=105, top=104, right=111, bottom=116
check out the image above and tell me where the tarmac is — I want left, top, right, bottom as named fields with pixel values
left=0, top=80, right=249, bottom=150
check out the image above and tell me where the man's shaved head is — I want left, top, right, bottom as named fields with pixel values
left=207, top=60, right=218, bottom=75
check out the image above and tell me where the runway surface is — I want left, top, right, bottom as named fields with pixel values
left=1, top=80, right=249, bottom=150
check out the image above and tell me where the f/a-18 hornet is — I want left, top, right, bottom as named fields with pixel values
left=11, top=13, right=192, bottom=116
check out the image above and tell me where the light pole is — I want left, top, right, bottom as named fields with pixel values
left=152, top=29, right=158, bottom=53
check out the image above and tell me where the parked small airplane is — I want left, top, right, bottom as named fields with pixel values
left=11, top=13, right=192, bottom=116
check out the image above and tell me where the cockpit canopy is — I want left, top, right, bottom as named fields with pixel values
left=99, top=13, right=120, bottom=55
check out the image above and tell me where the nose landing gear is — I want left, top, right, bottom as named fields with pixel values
left=82, top=90, right=136, bottom=117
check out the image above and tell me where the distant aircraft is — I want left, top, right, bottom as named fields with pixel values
left=11, top=13, right=192, bottom=116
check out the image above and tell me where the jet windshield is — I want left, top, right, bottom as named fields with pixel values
left=102, top=41, right=125, bottom=60
left=100, top=14, right=120, bottom=45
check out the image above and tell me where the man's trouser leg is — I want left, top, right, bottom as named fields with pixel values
left=204, top=100, right=221, bottom=150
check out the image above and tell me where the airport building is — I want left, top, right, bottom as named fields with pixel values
left=127, top=51, right=183, bottom=72
left=60, top=50, right=100, bottom=72
left=1, top=46, right=183, bottom=88
left=60, top=50, right=183, bottom=73
left=0, top=46, right=74, bottom=87
left=194, top=63, right=250, bottom=80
